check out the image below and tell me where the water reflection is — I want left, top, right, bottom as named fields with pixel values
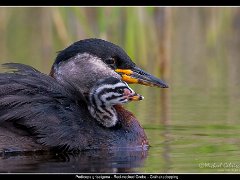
left=0, top=149, right=148, bottom=173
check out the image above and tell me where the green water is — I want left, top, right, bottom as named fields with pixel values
left=133, top=86, right=240, bottom=173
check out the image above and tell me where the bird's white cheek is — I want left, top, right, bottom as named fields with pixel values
left=119, top=98, right=129, bottom=104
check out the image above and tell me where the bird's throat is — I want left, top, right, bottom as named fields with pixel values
left=88, top=105, right=118, bottom=128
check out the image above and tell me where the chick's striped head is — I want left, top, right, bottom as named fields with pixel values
left=89, top=77, right=143, bottom=107
left=88, top=77, right=143, bottom=127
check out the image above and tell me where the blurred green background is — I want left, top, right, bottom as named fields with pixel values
left=1, top=7, right=240, bottom=173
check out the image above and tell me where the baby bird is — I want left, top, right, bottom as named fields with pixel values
left=88, top=77, right=143, bottom=128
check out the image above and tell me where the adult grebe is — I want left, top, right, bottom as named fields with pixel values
left=0, top=38, right=168, bottom=153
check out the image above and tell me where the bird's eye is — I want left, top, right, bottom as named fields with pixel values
left=117, top=88, right=124, bottom=94
left=105, top=58, right=115, bottom=65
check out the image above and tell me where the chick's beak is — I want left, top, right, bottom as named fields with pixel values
left=123, top=88, right=144, bottom=101
left=115, top=67, right=168, bottom=88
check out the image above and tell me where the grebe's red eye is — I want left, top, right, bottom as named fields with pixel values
left=105, top=58, right=115, bottom=65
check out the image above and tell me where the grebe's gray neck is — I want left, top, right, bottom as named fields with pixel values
left=51, top=53, right=121, bottom=95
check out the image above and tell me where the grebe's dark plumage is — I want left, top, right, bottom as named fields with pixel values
left=0, top=38, right=168, bottom=153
